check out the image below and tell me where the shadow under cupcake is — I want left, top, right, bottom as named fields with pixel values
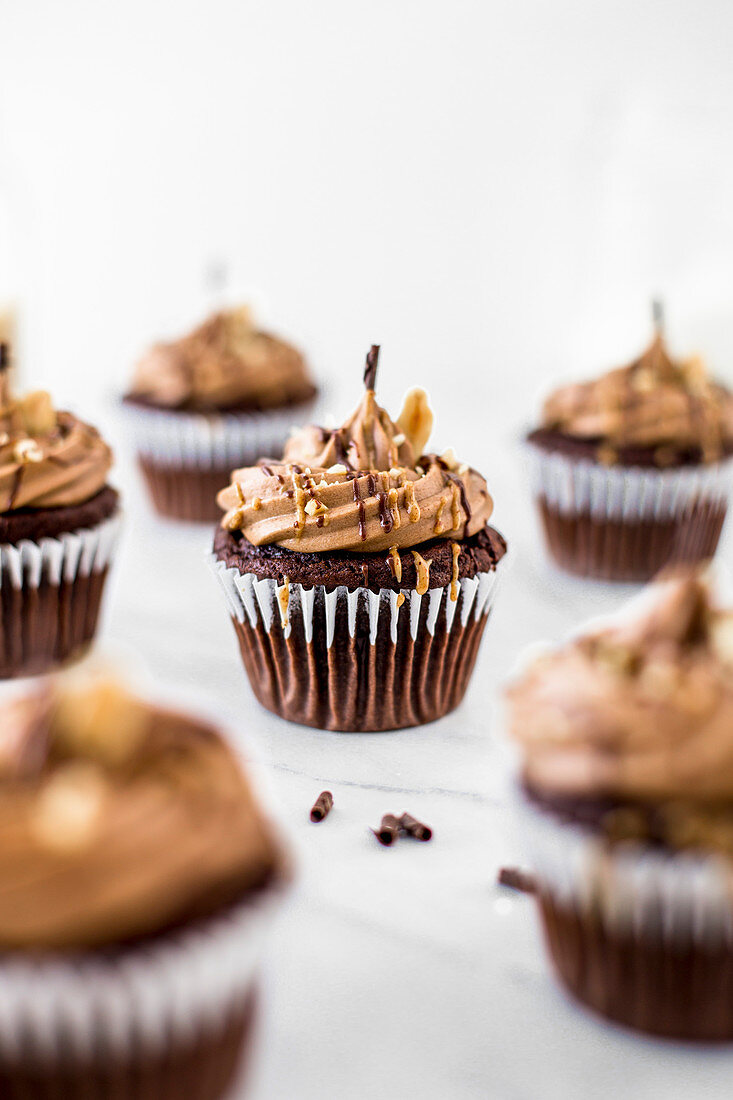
left=0, top=675, right=287, bottom=1097
left=211, top=346, right=508, bottom=732
left=123, top=305, right=317, bottom=523
left=0, top=345, right=121, bottom=677
left=506, top=569, right=733, bottom=1040
left=526, top=317, right=733, bottom=582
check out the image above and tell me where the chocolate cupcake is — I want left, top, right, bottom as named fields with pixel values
left=0, top=347, right=120, bottom=677
left=526, top=317, right=733, bottom=581
left=506, top=569, right=733, bottom=1039
left=211, top=346, right=508, bottom=732
left=0, top=674, right=286, bottom=1097
left=124, top=305, right=317, bottom=522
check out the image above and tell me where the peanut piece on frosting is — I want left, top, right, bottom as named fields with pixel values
left=31, top=763, right=107, bottom=851
left=53, top=680, right=148, bottom=767
left=19, top=390, right=56, bottom=436
left=397, top=388, right=434, bottom=456
left=13, top=438, right=44, bottom=464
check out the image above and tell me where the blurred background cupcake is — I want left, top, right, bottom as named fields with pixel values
left=0, top=344, right=120, bottom=677
left=211, top=346, right=508, bottom=732
left=0, top=672, right=287, bottom=1098
left=505, top=568, right=733, bottom=1039
left=123, top=304, right=318, bottom=523
left=526, top=308, right=733, bottom=582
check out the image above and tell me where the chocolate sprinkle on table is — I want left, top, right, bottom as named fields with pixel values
left=400, top=813, right=432, bottom=841
left=497, top=867, right=537, bottom=894
left=374, top=813, right=401, bottom=846
left=310, top=791, right=334, bottom=823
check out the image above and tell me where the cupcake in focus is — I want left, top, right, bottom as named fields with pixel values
left=0, top=674, right=286, bottom=1098
left=526, top=316, right=733, bottom=581
left=506, top=568, right=733, bottom=1039
left=0, top=346, right=120, bottom=677
left=212, top=346, right=508, bottom=732
left=124, top=305, right=317, bottom=522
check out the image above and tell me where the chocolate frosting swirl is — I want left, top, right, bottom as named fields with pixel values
left=217, top=381, right=494, bottom=553
left=0, top=679, right=280, bottom=951
left=127, top=305, right=316, bottom=412
left=540, top=333, right=733, bottom=461
left=506, top=571, right=733, bottom=803
left=0, top=385, right=112, bottom=512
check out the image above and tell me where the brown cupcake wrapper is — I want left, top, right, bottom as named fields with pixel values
left=527, top=446, right=732, bottom=581
left=0, top=874, right=286, bottom=1094
left=138, top=458, right=234, bottom=523
left=517, top=790, right=733, bottom=1039
left=0, top=513, right=121, bottom=678
left=211, top=558, right=508, bottom=731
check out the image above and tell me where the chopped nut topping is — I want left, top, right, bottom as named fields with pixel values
left=327, top=463, right=348, bottom=474
left=13, top=438, right=43, bottom=463
left=397, top=388, right=434, bottom=456
left=19, top=390, right=56, bottom=436
left=31, top=763, right=107, bottom=851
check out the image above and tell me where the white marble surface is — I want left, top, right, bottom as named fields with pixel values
left=95, top=408, right=733, bottom=1100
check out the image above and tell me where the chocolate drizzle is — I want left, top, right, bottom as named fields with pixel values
left=446, top=473, right=472, bottom=526
left=377, top=491, right=393, bottom=532
left=363, top=344, right=380, bottom=392
left=357, top=501, right=367, bottom=541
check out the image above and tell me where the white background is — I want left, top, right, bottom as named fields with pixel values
left=2, top=2, right=733, bottom=1098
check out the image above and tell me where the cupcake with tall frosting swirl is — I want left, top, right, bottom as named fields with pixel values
left=211, top=346, right=508, bottom=732
left=0, top=672, right=286, bottom=1098
left=0, top=345, right=120, bottom=677
left=505, top=568, right=733, bottom=1039
left=124, top=305, right=318, bottom=522
left=526, top=309, right=733, bottom=581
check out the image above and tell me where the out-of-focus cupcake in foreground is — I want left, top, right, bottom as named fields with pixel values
left=0, top=675, right=286, bottom=1098
left=211, top=346, right=508, bottom=732
left=506, top=568, right=733, bottom=1039
left=526, top=314, right=733, bottom=582
left=0, top=345, right=120, bottom=677
left=124, top=305, right=317, bottom=522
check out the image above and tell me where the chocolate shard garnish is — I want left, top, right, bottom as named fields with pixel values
left=0, top=343, right=8, bottom=371
left=374, top=812, right=400, bottom=846
left=310, top=790, right=333, bottom=822
left=652, top=298, right=665, bottom=334
left=497, top=866, right=537, bottom=894
left=399, top=812, right=432, bottom=841
left=363, top=344, right=380, bottom=392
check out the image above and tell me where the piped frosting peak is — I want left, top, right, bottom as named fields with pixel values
left=217, top=348, right=493, bottom=554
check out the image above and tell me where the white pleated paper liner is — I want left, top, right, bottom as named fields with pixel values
left=0, top=872, right=287, bottom=1066
left=516, top=788, right=733, bottom=946
left=123, top=400, right=317, bottom=469
left=209, top=554, right=509, bottom=647
left=0, top=512, right=122, bottom=592
left=526, top=443, right=733, bottom=522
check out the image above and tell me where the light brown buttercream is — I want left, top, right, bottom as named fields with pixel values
left=128, top=305, right=315, bottom=411
left=217, top=387, right=494, bottom=553
left=0, top=680, right=279, bottom=951
left=541, top=334, right=733, bottom=460
left=0, top=389, right=112, bottom=511
left=506, top=572, right=733, bottom=801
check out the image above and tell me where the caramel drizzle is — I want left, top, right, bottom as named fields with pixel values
left=450, top=542, right=460, bottom=602
left=404, top=481, right=420, bottom=523
left=387, top=545, right=402, bottom=583
left=434, top=494, right=447, bottom=535
left=387, top=487, right=401, bottom=529
left=411, top=550, right=432, bottom=596
left=446, top=473, right=471, bottom=529
left=276, top=575, right=290, bottom=628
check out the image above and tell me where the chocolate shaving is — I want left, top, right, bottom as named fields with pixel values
left=373, top=812, right=400, bottom=846
left=310, top=790, right=333, bottom=822
left=399, top=812, right=432, bottom=841
left=497, top=866, right=536, bottom=894
left=363, top=344, right=380, bottom=392
left=652, top=298, right=665, bottom=334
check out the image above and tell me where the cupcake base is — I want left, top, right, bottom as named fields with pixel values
left=538, top=892, right=733, bottom=1041
left=0, top=992, right=256, bottom=1100
left=0, top=489, right=121, bottom=679
left=211, top=526, right=508, bottom=732
left=537, top=497, right=727, bottom=582
left=139, top=457, right=233, bottom=523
